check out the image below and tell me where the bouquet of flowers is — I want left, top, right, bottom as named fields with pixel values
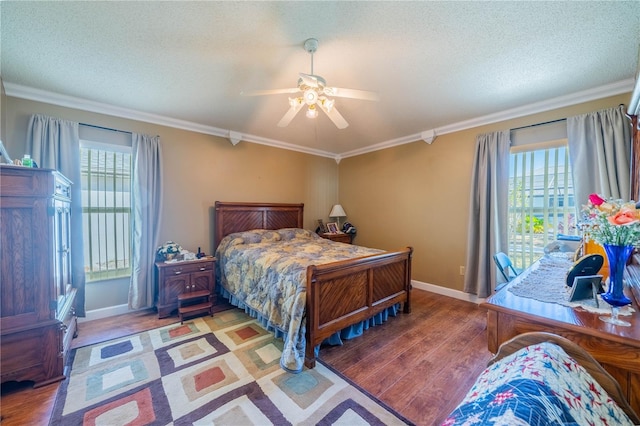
left=157, top=241, right=183, bottom=260
left=581, top=193, right=640, bottom=247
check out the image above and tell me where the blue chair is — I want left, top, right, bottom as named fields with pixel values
left=493, top=252, right=520, bottom=284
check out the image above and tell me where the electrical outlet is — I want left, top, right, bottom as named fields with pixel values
left=459, top=266, right=465, bottom=276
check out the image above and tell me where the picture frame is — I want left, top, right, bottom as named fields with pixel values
left=569, top=274, right=603, bottom=303
left=316, top=219, right=328, bottom=233
left=565, top=254, right=604, bottom=287
left=326, top=222, right=339, bottom=233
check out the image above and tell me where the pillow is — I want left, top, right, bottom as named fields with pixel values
left=236, top=229, right=282, bottom=244
left=277, top=228, right=317, bottom=241
left=220, top=229, right=282, bottom=247
left=259, top=230, right=282, bottom=243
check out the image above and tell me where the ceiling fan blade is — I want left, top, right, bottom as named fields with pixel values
left=299, top=73, right=320, bottom=88
left=318, top=101, right=349, bottom=129
left=277, top=100, right=304, bottom=127
left=324, top=86, right=379, bottom=101
left=241, top=88, right=300, bottom=96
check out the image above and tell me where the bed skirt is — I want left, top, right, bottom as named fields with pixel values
left=217, top=286, right=400, bottom=372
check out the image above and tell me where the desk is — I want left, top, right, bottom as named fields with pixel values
left=483, top=254, right=640, bottom=415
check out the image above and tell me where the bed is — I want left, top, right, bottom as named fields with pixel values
left=213, top=201, right=413, bottom=372
left=443, top=332, right=640, bottom=425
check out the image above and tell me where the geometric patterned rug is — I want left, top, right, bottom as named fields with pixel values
left=49, top=309, right=412, bottom=425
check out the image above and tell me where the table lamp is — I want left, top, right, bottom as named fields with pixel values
left=329, top=204, right=347, bottom=229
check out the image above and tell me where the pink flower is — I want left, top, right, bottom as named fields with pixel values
left=589, top=193, right=606, bottom=206
left=607, top=208, right=640, bottom=226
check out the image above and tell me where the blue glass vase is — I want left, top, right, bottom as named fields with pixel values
left=599, top=244, right=633, bottom=326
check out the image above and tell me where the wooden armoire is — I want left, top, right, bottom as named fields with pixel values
left=0, top=165, right=77, bottom=387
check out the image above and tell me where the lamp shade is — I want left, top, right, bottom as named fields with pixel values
left=329, top=204, right=347, bottom=218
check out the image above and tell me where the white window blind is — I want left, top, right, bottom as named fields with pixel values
left=80, top=140, right=132, bottom=281
left=508, top=142, right=577, bottom=270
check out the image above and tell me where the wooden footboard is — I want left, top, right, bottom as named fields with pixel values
left=304, top=247, right=413, bottom=368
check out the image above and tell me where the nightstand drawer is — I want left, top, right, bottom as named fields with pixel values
left=163, top=261, right=213, bottom=275
left=320, top=233, right=353, bottom=244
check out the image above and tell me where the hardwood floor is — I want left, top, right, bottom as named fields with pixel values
left=0, top=290, right=490, bottom=425
left=321, top=290, right=492, bottom=424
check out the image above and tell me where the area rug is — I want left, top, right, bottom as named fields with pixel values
left=50, top=309, right=412, bottom=425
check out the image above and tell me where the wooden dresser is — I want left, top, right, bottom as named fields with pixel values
left=0, top=166, right=77, bottom=387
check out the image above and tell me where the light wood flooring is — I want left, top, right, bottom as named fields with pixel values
left=0, top=290, right=491, bottom=425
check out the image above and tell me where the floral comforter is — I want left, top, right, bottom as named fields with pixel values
left=215, top=228, right=383, bottom=372
left=442, top=342, right=634, bottom=425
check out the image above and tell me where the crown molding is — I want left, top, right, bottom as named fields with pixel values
left=437, top=78, right=634, bottom=135
left=338, top=78, right=635, bottom=159
left=237, top=132, right=336, bottom=159
left=3, top=82, right=230, bottom=137
left=5, top=79, right=633, bottom=161
left=3, top=83, right=337, bottom=160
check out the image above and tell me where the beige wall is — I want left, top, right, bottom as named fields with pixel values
left=2, top=92, right=632, bottom=309
left=3, top=96, right=339, bottom=310
left=339, top=92, right=632, bottom=292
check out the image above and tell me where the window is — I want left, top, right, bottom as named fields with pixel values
left=80, top=141, right=132, bottom=281
left=508, top=142, right=577, bottom=270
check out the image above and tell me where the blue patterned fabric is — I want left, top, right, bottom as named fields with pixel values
left=215, top=228, right=397, bottom=372
left=442, top=342, right=634, bottom=425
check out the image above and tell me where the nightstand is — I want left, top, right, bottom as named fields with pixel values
left=155, top=257, right=216, bottom=318
left=320, top=232, right=353, bottom=244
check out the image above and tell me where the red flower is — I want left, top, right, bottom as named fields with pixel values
left=589, top=193, right=606, bottom=206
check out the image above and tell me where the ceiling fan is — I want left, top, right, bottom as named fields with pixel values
left=241, top=38, right=379, bottom=129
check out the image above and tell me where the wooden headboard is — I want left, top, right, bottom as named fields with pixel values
left=214, top=201, right=304, bottom=249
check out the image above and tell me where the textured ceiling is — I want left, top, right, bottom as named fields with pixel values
left=1, top=1, right=639, bottom=158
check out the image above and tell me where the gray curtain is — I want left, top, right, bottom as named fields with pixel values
left=26, top=114, right=86, bottom=316
left=463, top=130, right=511, bottom=297
left=567, top=105, right=632, bottom=204
left=128, top=133, right=163, bottom=309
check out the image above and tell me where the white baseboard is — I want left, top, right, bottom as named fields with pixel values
left=412, top=280, right=486, bottom=304
left=78, top=304, right=139, bottom=323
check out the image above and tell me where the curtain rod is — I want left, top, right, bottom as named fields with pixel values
left=511, top=104, right=627, bottom=132
left=80, top=122, right=132, bottom=135
left=510, top=118, right=566, bottom=132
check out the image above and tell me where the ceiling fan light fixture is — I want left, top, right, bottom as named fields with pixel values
left=322, top=98, right=335, bottom=112
left=288, top=97, right=301, bottom=107
left=306, top=105, right=318, bottom=119
left=304, top=89, right=318, bottom=105
left=242, top=37, right=378, bottom=129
